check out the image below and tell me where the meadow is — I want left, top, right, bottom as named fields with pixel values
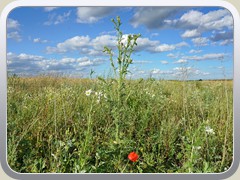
left=7, top=75, right=233, bottom=173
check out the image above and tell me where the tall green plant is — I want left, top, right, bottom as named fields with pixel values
left=103, top=16, right=141, bottom=141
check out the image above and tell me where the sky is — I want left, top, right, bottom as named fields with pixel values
left=7, top=7, right=233, bottom=80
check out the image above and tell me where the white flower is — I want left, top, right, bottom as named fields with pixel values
left=95, top=91, right=103, bottom=96
left=205, top=126, right=215, bottom=135
left=193, top=146, right=201, bottom=150
left=196, top=146, right=201, bottom=150
left=85, top=89, right=92, bottom=96
left=104, top=93, right=107, bottom=99
left=96, top=98, right=100, bottom=103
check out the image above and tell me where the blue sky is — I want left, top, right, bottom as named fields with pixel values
left=7, top=7, right=233, bottom=80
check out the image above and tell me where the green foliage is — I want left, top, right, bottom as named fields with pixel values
left=103, top=16, right=141, bottom=142
left=7, top=77, right=233, bottom=173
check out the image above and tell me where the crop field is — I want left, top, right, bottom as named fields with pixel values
left=7, top=76, right=233, bottom=173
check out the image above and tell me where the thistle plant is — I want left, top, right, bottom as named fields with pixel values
left=103, top=16, right=141, bottom=141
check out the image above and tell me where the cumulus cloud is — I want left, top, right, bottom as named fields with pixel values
left=46, top=34, right=188, bottom=55
left=173, top=59, right=188, bottom=64
left=150, top=33, right=159, bottom=37
left=219, top=39, right=233, bottom=46
left=44, top=11, right=71, bottom=25
left=92, top=35, right=116, bottom=50
left=130, top=7, right=181, bottom=29
left=167, top=53, right=178, bottom=58
left=168, top=9, right=232, bottom=31
left=7, top=31, right=22, bottom=42
left=191, top=37, right=209, bottom=46
left=189, top=49, right=202, bottom=53
left=151, top=68, right=173, bottom=75
left=160, top=60, right=169, bottom=64
left=46, top=35, right=116, bottom=56
left=173, top=66, right=197, bottom=75
left=7, top=52, right=107, bottom=76
left=133, top=60, right=153, bottom=64
left=183, top=53, right=225, bottom=61
left=7, top=18, right=22, bottom=42
left=7, top=18, right=20, bottom=29
left=210, top=31, right=233, bottom=46
left=44, top=7, right=59, bottom=12
left=210, top=31, right=233, bottom=41
left=181, top=29, right=201, bottom=38
left=172, top=66, right=210, bottom=77
left=139, top=40, right=188, bottom=53
left=18, top=53, right=44, bottom=61
left=76, top=7, right=115, bottom=23
left=132, top=8, right=233, bottom=41
left=46, top=36, right=91, bottom=53
left=153, top=44, right=175, bottom=52
left=132, top=37, right=159, bottom=51
left=33, top=38, right=48, bottom=43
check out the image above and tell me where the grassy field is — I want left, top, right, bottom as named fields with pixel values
left=7, top=76, right=233, bottom=173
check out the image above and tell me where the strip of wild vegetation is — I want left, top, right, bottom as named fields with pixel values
left=7, top=76, right=233, bottom=173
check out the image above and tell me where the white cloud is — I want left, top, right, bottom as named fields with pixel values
left=130, top=7, right=181, bottom=29
left=7, top=18, right=22, bottom=42
left=44, top=7, right=59, bottom=12
left=133, top=37, right=159, bottom=51
left=7, top=18, right=20, bottom=29
left=7, top=52, right=107, bottom=76
left=92, top=35, right=116, bottom=50
left=173, top=59, right=188, bottom=64
left=46, top=34, right=187, bottom=55
left=130, top=8, right=233, bottom=34
left=173, top=66, right=198, bottom=76
left=151, top=69, right=161, bottom=74
left=7, top=31, right=22, bottom=42
left=181, top=29, right=201, bottom=38
left=44, top=11, right=71, bottom=25
left=160, top=60, right=169, bottom=64
left=202, top=72, right=210, bottom=76
left=140, top=41, right=187, bottom=53
left=166, top=9, right=233, bottom=33
left=175, top=41, right=189, bottom=48
left=210, top=31, right=233, bottom=46
left=150, top=41, right=188, bottom=53
left=18, top=53, right=44, bottom=61
left=172, top=66, right=210, bottom=77
left=210, top=31, right=233, bottom=41
left=76, top=7, right=115, bottom=23
left=189, top=49, right=202, bottom=53
left=183, top=53, right=225, bottom=61
left=78, top=60, right=93, bottom=67
left=133, top=60, right=153, bottom=64
left=151, top=68, right=173, bottom=75
left=46, top=35, right=116, bottom=56
left=33, top=38, right=48, bottom=43
left=150, top=33, right=159, bottom=37
left=46, top=36, right=91, bottom=53
left=191, top=37, right=209, bottom=46
left=153, top=44, right=175, bottom=52
left=173, top=66, right=192, bottom=71
left=167, top=53, right=177, bottom=58
left=219, top=39, right=233, bottom=46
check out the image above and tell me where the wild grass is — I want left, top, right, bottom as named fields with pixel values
left=7, top=75, right=233, bottom=173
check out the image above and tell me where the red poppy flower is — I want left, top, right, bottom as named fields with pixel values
left=128, top=152, right=139, bottom=162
